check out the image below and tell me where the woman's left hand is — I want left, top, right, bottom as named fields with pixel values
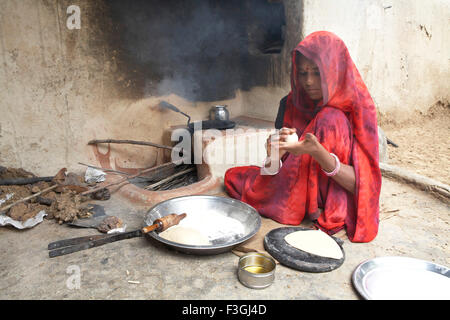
left=278, top=133, right=320, bottom=156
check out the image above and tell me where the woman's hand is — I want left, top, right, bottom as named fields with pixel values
left=278, top=132, right=320, bottom=156
left=279, top=132, right=356, bottom=194
left=266, top=127, right=297, bottom=159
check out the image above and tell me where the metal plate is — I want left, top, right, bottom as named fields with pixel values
left=352, top=256, right=450, bottom=300
left=143, top=195, right=261, bottom=255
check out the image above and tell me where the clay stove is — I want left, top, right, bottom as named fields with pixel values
left=90, top=116, right=276, bottom=206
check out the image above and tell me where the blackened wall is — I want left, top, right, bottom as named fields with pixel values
left=107, top=0, right=286, bottom=101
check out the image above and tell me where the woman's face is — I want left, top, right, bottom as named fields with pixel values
left=296, top=55, right=323, bottom=102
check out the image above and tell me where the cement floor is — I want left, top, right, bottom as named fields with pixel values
left=0, top=177, right=449, bottom=300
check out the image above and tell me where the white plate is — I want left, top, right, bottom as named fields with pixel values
left=352, top=256, right=450, bottom=300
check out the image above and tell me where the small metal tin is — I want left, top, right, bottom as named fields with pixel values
left=237, top=252, right=276, bottom=289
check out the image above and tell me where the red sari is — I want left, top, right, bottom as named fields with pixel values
left=224, top=31, right=381, bottom=243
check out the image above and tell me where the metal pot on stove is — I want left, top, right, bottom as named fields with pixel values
left=159, top=100, right=235, bottom=134
left=209, top=105, right=230, bottom=121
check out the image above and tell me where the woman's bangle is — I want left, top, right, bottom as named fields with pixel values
left=322, top=153, right=340, bottom=177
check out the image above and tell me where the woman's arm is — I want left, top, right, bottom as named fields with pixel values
left=306, top=135, right=356, bottom=194
left=277, top=129, right=356, bottom=194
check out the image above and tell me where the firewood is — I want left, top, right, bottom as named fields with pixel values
left=88, top=139, right=174, bottom=151
left=144, top=167, right=195, bottom=190
left=81, top=162, right=177, bottom=196
left=380, top=163, right=450, bottom=201
left=0, top=176, right=54, bottom=186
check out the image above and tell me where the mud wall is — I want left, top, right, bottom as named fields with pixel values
left=0, top=0, right=143, bottom=175
left=300, top=0, right=450, bottom=123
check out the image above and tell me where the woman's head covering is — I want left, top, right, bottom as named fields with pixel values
left=290, top=31, right=379, bottom=162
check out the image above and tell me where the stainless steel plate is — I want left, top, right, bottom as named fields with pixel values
left=352, top=256, right=450, bottom=300
left=143, top=195, right=261, bottom=255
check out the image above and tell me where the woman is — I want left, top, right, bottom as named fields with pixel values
left=224, top=31, right=381, bottom=243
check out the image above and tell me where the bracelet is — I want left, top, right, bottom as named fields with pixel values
left=322, top=153, right=340, bottom=177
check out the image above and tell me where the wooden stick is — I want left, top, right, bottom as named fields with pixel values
left=153, top=176, right=184, bottom=191
left=145, top=168, right=194, bottom=190
left=78, top=162, right=169, bottom=183
left=88, top=139, right=174, bottom=151
left=145, top=169, right=192, bottom=190
left=78, top=162, right=132, bottom=176
left=159, top=172, right=194, bottom=190
left=156, top=176, right=186, bottom=190
left=380, top=163, right=450, bottom=200
left=0, top=176, right=54, bottom=186
left=0, top=185, right=58, bottom=213
left=81, top=162, right=177, bottom=196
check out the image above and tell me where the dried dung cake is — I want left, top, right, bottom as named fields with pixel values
left=50, top=189, right=92, bottom=224
left=0, top=167, right=92, bottom=224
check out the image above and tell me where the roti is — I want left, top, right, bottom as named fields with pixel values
left=284, top=229, right=343, bottom=259
left=159, top=225, right=211, bottom=246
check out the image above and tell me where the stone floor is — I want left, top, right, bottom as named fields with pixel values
left=0, top=177, right=449, bottom=300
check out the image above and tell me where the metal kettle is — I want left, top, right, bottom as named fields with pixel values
left=209, top=105, right=230, bottom=121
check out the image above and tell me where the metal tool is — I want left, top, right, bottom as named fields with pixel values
left=48, top=213, right=186, bottom=258
left=67, top=204, right=108, bottom=229
left=158, top=100, right=191, bottom=127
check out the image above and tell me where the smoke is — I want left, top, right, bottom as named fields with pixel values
left=108, top=0, right=285, bottom=102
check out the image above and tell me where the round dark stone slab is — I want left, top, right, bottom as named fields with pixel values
left=264, top=227, right=345, bottom=273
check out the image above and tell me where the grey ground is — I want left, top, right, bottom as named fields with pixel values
left=0, top=177, right=449, bottom=300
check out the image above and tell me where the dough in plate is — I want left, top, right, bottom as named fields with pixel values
left=284, top=229, right=343, bottom=259
left=159, top=225, right=211, bottom=246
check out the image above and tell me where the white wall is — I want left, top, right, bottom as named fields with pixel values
left=301, top=0, right=450, bottom=122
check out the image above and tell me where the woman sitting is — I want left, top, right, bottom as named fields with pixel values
left=224, top=31, right=381, bottom=243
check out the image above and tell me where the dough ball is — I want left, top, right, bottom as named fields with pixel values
left=159, top=225, right=211, bottom=246
left=286, top=132, right=299, bottom=143
left=284, top=229, right=343, bottom=259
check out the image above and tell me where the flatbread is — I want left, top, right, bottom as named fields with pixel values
left=159, top=225, right=211, bottom=246
left=284, top=229, right=343, bottom=259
